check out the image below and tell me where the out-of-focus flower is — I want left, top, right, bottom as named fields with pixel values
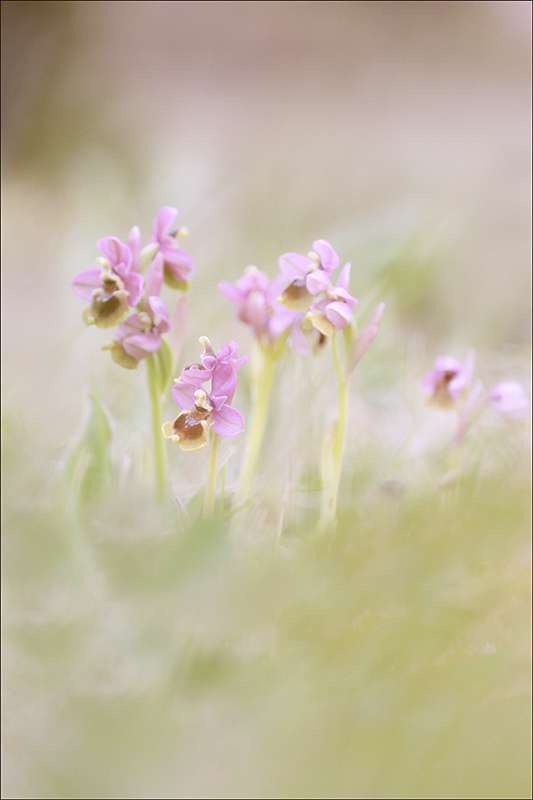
left=149, top=206, right=195, bottom=290
left=105, top=296, right=170, bottom=369
left=72, top=228, right=144, bottom=327
left=420, top=354, right=472, bottom=408
left=305, top=262, right=358, bottom=336
left=163, top=340, right=246, bottom=451
left=219, top=266, right=297, bottom=344
left=278, top=239, right=339, bottom=311
left=489, top=381, right=530, bottom=421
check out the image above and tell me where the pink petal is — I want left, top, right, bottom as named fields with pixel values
left=122, top=331, right=161, bottom=360
left=219, top=281, right=246, bottom=305
left=420, top=370, right=440, bottom=395
left=171, top=380, right=198, bottom=409
left=71, top=269, right=102, bottom=301
left=97, top=236, right=131, bottom=270
left=247, top=290, right=268, bottom=338
left=127, top=226, right=141, bottom=271
left=123, top=271, right=144, bottom=307
left=146, top=253, right=164, bottom=298
left=117, top=313, right=146, bottom=339
left=336, top=262, right=351, bottom=292
left=346, top=302, right=385, bottom=379
left=264, top=273, right=287, bottom=304
left=148, top=295, right=170, bottom=332
left=490, top=381, right=530, bottom=421
left=447, top=371, right=467, bottom=400
left=180, top=366, right=212, bottom=384
left=306, top=268, right=331, bottom=296
left=211, top=363, right=238, bottom=400
left=152, top=206, right=178, bottom=242
left=312, top=240, right=339, bottom=272
left=434, top=355, right=463, bottom=374
left=161, top=246, right=195, bottom=279
left=331, top=287, right=358, bottom=307
left=278, top=252, right=313, bottom=281
left=211, top=403, right=245, bottom=437
left=325, top=301, right=352, bottom=330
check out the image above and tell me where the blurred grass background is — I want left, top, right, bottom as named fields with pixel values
left=2, top=2, right=531, bottom=797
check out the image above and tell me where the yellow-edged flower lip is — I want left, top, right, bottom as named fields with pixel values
left=162, top=404, right=213, bottom=451
left=279, top=279, right=313, bottom=312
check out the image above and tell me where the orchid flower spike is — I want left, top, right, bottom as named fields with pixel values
left=278, top=239, right=340, bottom=312
left=420, top=353, right=474, bottom=408
left=219, top=266, right=298, bottom=345
left=149, top=207, right=195, bottom=290
left=163, top=338, right=246, bottom=451
left=304, top=262, right=358, bottom=337
left=103, top=253, right=170, bottom=368
left=72, top=228, right=144, bottom=328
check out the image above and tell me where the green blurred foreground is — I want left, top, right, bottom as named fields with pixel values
left=2, top=401, right=531, bottom=800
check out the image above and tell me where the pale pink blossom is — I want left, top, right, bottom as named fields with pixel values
left=219, top=266, right=297, bottom=344
left=420, top=353, right=474, bottom=408
left=149, top=206, right=195, bottom=289
left=489, top=381, right=530, bottom=421
left=278, top=239, right=340, bottom=311
left=163, top=339, right=246, bottom=451
left=306, top=262, right=358, bottom=336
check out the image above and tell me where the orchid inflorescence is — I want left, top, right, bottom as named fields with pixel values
left=163, top=338, right=247, bottom=451
left=421, top=350, right=530, bottom=451
left=72, top=206, right=193, bottom=368
left=72, top=216, right=529, bottom=521
left=219, top=239, right=361, bottom=356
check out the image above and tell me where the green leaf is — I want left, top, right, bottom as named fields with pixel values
left=156, top=337, right=173, bottom=396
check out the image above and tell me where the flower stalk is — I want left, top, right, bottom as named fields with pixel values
left=146, top=353, right=168, bottom=500
left=204, top=432, right=220, bottom=518
left=234, top=341, right=278, bottom=509
left=319, top=331, right=349, bottom=533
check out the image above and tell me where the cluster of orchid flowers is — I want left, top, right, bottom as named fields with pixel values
left=219, top=239, right=359, bottom=355
left=421, top=352, right=529, bottom=450
left=162, top=338, right=246, bottom=451
left=72, top=207, right=194, bottom=368
left=72, top=211, right=529, bottom=522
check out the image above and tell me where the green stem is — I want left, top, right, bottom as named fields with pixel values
left=146, top=354, right=168, bottom=501
left=204, top=431, right=220, bottom=518
left=234, top=342, right=278, bottom=509
left=319, top=331, right=349, bottom=533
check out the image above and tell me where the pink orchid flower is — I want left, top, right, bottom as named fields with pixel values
left=305, top=262, right=358, bottom=336
left=72, top=227, right=144, bottom=313
left=420, top=352, right=474, bottom=408
left=179, top=337, right=247, bottom=399
left=105, top=296, right=170, bottom=369
left=149, top=206, right=195, bottom=289
left=219, top=266, right=298, bottom=344
left=489, top=381, right=530, bottom=421
left=104, top=255, right=170, bottom=368
left=278, top=239, right=340, bottom=311
left=163, top=340, right=246, bottom=451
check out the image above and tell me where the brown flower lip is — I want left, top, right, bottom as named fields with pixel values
left=162, top=401, right=213, bottom=451
left=280, top=279, right=313, bottom=312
